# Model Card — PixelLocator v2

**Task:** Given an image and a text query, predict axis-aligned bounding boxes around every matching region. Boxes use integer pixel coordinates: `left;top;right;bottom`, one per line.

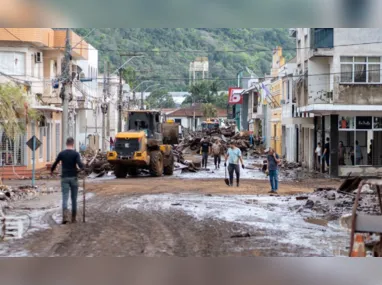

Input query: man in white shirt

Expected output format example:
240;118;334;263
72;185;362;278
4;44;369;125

224;143;245;187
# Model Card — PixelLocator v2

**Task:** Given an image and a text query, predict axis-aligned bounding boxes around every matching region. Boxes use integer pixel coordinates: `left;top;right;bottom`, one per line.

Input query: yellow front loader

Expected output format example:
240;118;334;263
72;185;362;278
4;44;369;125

107;111;178;178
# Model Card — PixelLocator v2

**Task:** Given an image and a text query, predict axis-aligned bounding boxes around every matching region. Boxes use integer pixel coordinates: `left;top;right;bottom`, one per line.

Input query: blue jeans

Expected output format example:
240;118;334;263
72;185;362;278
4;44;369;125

269;170;279;191
61;177;79;214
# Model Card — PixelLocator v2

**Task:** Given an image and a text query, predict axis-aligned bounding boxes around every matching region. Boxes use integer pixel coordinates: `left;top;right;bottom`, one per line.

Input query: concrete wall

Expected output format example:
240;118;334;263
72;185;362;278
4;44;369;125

335;81;382;105
26;111;62;169
339;166;382;177
308;57;331;104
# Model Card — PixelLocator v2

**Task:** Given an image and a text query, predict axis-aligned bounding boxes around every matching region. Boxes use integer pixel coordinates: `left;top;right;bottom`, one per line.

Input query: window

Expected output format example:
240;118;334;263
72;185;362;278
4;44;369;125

338;116;380;166
311;28;334;48
0;51;26;75
340;56;381;83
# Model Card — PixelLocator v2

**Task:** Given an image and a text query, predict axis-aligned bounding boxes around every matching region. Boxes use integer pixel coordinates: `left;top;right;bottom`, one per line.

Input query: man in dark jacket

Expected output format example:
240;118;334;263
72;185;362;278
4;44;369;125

200;137;212;169
51;137;84;224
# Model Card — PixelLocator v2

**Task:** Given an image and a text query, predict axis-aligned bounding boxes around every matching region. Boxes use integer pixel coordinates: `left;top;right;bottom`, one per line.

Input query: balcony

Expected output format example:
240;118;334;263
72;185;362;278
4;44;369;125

282;103;298;120
309;28;334;58
0;28;54;48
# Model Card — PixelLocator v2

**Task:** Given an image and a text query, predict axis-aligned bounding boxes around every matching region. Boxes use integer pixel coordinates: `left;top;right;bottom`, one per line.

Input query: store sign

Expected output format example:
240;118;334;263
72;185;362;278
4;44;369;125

356;116;372;129
228;87;244;105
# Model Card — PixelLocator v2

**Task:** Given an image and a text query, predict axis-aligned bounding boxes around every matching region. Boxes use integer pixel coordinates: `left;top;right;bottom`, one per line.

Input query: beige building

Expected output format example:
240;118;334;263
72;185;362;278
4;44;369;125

0;28;90;179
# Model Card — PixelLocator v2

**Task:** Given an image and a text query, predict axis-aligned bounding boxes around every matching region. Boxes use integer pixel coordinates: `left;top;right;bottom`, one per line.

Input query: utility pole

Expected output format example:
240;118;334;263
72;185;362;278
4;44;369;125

101;61;109;152
132;91;136;109
140;91;144;110
60;28;71;150
117;53;144;131
118;61;123;132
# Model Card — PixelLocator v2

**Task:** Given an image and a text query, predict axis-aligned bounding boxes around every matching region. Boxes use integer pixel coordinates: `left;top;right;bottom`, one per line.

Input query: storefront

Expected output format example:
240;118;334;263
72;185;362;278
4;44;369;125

336;116;382;176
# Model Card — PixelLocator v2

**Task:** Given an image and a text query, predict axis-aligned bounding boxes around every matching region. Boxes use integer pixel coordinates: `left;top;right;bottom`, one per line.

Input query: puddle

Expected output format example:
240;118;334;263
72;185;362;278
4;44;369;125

122;193;349;256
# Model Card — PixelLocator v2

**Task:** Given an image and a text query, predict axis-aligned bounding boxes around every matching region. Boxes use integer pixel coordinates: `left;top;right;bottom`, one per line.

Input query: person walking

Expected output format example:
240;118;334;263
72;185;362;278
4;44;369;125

200;137;212;169
315;142;322;170
355;140;363;165
249;131;254;147
266;147;281;193
224;143;245;187
338;141;345;165
51;137;84;224
212;140;222;169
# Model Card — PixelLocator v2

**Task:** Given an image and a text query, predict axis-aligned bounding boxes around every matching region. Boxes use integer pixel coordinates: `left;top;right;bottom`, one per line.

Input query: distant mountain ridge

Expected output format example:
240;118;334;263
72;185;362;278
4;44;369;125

75;28;295;90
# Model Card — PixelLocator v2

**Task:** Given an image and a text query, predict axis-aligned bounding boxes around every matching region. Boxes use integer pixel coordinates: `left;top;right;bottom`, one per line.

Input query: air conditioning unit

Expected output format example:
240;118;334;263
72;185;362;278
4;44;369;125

35;52;42;63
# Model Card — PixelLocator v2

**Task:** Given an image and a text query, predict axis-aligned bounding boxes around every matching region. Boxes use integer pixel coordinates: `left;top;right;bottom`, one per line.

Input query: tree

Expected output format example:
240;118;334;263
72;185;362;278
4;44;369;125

146;89;176;109
0;83;38;137
182;81;211;106
121;66;138;89
214;92;229;109
202;103;217;119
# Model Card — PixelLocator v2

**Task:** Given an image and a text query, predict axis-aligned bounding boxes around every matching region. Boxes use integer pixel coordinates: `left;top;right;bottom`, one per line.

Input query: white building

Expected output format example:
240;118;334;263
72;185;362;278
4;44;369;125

280;59;298;162
74;43;99;150
293;28;382;177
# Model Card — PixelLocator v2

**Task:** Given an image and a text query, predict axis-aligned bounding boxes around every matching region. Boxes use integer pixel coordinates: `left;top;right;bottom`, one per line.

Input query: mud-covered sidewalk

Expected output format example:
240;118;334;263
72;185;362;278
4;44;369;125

0;176;351;257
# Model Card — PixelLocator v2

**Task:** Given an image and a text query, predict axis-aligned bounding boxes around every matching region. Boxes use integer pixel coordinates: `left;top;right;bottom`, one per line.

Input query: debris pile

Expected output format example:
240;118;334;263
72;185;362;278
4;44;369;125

175;130;260;156
82;150;114;178
294;182;380;222
173;130;265;173
173;149;201;172
0;185;38;202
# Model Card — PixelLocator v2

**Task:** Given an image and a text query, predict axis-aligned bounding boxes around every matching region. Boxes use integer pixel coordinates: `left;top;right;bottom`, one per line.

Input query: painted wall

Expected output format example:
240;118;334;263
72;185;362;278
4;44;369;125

26;111;62;170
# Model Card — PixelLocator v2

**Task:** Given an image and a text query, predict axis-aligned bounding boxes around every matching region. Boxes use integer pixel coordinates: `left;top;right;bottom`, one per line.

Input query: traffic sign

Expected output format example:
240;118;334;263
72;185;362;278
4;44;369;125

26;135;42;151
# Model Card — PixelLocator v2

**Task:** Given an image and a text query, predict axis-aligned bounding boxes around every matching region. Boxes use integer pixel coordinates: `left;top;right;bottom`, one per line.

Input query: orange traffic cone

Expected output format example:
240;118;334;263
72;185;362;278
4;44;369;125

351;234;366;257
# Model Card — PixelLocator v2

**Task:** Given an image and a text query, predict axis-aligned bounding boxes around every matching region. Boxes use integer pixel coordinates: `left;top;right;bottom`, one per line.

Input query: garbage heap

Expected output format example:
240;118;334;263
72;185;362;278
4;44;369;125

173;130;265;172
81;149;114;178
0;185;38;202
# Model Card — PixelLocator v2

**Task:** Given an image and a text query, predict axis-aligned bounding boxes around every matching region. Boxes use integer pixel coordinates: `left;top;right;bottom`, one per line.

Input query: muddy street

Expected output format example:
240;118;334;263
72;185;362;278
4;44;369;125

0;176;349;257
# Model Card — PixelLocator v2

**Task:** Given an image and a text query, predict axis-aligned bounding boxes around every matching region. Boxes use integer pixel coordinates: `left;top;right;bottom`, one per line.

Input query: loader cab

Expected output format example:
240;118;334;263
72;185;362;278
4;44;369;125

127;111;162;140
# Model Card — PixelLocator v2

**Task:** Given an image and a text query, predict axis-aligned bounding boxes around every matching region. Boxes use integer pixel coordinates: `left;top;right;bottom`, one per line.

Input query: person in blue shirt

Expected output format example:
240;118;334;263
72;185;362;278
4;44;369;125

224;143;245;187
266;147;281;193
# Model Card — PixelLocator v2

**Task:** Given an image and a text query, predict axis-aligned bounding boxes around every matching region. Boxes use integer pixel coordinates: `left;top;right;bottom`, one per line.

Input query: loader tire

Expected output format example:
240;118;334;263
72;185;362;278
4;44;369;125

163;151;174;176
149;151;163;177
114;165;128;178
127;168;139;177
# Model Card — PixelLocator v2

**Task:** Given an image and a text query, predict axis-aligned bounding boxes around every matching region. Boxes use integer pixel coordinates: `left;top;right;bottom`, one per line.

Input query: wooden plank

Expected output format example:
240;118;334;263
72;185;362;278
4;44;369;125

356;215;382;233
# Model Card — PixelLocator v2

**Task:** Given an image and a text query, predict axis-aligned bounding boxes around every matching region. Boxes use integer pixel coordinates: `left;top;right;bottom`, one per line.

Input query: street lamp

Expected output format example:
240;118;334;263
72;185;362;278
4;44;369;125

140;84;162;110
131;80;153;92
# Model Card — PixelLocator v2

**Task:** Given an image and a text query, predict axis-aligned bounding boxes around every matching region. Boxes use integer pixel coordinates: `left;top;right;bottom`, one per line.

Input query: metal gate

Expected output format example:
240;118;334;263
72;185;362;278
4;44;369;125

0;129;26;166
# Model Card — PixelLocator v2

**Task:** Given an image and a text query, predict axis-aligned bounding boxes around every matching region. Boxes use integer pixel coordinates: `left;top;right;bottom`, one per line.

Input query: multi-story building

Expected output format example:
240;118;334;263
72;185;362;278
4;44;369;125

75;43;99;150
293;28;382;177
280;58;298;162
0;28;90;178
269;47;285;155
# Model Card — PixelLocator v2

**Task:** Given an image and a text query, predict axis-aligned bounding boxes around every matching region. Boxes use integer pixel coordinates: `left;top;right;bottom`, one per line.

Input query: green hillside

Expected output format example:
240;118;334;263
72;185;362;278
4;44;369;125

75;28;295;90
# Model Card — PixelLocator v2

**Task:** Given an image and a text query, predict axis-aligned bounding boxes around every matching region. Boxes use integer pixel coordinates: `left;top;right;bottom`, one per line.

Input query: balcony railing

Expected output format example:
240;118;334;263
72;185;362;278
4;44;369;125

282;103;298;119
